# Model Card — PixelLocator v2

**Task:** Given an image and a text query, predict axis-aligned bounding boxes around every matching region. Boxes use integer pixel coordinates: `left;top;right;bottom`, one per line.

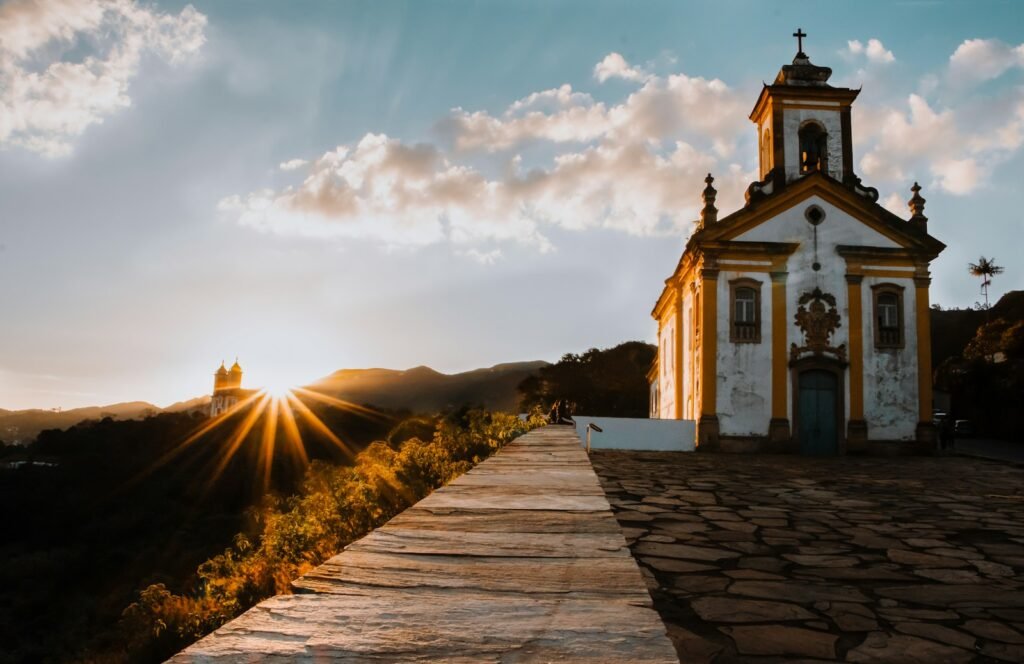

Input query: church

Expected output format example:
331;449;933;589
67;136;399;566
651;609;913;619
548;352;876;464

651;32;945;455
209;359;255;417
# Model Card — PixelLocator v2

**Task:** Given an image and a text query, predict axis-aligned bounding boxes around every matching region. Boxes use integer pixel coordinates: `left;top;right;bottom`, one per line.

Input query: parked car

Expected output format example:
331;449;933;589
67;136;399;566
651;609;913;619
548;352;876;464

954;420;975;437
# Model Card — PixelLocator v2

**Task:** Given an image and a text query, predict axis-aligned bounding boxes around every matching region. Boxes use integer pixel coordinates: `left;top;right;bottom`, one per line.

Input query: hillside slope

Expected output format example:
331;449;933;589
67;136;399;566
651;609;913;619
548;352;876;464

0;401;159;444
1;361;549;443
932;290;1024;366
310;361;549;413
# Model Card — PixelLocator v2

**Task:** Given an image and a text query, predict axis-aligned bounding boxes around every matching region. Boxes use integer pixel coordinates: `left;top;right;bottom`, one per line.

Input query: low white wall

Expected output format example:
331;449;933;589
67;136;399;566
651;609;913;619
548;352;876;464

572;416;695;452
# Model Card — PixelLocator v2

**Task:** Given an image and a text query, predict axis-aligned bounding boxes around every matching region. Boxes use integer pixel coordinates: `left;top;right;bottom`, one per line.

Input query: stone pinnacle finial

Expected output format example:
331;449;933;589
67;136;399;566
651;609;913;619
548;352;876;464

700;173;718;227
908;181;928;231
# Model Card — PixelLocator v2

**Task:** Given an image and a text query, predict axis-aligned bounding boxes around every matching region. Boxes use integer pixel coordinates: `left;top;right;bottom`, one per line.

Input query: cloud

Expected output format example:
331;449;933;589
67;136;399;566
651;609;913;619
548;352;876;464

220;133;549;250
279;158;308;171
439;85;609;152
949;38;1024;84
880;192;905;217
849;36;1024;197
0;0;206;157
846;38;895;64
224;39;1024;255
221;130;754;253
440;64;747;157
458;248;503;265
856;82;1024;196
221;51;760;255
593;52;649;83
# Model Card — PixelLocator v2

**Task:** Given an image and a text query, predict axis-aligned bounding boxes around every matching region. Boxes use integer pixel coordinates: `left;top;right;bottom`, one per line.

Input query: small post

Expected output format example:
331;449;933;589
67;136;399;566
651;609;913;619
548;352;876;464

585;422;603;454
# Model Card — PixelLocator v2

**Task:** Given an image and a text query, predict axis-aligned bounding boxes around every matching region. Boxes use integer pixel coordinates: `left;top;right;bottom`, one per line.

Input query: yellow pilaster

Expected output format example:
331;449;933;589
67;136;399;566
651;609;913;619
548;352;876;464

770;272;788;420
846;274;864;421
915;276;933;423
689;282;698;420
699;270;718;416
674;289;684;420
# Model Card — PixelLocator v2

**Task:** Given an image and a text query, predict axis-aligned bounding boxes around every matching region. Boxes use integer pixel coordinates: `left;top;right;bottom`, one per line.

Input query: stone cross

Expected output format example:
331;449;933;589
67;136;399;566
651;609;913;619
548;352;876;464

793;28;807;56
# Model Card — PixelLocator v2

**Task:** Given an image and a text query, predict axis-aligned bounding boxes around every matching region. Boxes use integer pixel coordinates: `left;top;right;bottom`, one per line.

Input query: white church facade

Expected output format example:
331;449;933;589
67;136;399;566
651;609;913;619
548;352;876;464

651;35;945;455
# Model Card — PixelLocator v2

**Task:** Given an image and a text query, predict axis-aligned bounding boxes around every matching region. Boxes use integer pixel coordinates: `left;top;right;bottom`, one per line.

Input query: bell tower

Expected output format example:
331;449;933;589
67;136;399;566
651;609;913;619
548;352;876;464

210;358;244;417
749;29;860;188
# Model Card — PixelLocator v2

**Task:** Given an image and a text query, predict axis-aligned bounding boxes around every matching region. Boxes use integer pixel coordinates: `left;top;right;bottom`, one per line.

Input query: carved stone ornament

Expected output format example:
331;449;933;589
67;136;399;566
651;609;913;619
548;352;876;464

790;287;847;362
745;167;780;203
842;172;879;202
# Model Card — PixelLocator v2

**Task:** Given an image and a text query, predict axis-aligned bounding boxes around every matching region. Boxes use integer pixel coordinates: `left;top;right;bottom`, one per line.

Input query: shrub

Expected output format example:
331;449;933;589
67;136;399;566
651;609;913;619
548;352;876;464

118;409;543;661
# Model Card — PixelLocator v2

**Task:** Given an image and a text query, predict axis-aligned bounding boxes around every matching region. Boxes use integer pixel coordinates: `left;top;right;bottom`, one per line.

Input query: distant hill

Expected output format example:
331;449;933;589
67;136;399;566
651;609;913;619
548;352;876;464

310;361;549;413
0;401;159;444
163;395;212;414
1;361;549;444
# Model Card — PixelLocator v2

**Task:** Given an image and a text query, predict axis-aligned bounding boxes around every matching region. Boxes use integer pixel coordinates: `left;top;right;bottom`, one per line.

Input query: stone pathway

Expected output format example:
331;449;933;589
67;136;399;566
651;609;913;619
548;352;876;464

591;451;1024;663
172;426;677;662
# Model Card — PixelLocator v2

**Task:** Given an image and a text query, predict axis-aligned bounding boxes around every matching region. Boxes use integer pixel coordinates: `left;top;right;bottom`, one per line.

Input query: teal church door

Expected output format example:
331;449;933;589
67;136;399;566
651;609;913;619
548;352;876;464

798;370;839;456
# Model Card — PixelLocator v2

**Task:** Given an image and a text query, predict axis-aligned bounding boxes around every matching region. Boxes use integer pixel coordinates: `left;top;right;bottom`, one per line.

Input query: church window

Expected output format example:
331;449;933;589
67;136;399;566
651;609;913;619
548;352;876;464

872;284;905;348
798;121;828;174
761;127;772;175
730;279;762;343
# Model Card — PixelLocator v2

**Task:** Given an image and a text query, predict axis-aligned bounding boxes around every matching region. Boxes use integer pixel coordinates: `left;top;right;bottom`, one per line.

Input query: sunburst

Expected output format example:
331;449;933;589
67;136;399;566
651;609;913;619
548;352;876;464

131;381;390;494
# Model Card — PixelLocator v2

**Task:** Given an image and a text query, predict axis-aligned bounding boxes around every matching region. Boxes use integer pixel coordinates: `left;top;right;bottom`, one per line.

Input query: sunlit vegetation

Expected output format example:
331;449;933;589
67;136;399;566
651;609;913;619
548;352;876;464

117;407;543;662
0;392;542;663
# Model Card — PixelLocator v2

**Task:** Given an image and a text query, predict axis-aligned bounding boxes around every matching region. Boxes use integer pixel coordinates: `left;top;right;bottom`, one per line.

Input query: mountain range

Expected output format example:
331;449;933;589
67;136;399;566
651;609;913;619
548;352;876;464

0;361;547;444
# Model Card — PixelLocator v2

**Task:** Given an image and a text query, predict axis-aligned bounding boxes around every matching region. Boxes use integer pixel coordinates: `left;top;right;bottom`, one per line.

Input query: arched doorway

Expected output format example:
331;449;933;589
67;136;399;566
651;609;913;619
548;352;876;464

796;369;841;455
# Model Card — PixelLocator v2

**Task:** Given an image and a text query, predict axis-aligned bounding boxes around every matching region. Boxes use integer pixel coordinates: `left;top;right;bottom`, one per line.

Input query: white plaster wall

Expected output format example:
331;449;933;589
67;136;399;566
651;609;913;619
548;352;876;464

861;276;919;440
782;107;844;182
657;314;676;419
736;196;916;438
736;197;898;249
573;416;695;452
715;271;773;436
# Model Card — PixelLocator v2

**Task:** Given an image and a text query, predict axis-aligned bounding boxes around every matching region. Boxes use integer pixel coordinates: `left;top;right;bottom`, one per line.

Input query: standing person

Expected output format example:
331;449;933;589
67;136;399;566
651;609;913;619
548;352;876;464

939;417;953;452
548;399;562;425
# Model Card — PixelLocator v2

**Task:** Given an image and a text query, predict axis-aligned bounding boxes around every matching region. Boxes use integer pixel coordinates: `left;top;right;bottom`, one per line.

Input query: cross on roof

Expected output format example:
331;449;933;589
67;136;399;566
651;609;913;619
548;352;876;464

793;28;807;57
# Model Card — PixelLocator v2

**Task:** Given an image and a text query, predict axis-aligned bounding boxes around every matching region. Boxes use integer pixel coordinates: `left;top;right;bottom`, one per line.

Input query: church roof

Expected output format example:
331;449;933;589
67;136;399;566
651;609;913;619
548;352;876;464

215;361;228;376
652;172;946;319
694;171;945;256
230;359;243;373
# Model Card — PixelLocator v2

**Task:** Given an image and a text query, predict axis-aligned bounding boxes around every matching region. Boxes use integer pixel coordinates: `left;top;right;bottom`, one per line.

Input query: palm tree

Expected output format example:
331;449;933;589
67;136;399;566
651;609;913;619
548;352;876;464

968;256;1004;311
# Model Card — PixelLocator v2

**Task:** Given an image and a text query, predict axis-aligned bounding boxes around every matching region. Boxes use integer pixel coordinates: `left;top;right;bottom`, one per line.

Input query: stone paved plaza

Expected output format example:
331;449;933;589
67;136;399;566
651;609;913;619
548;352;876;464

591;451;1024;663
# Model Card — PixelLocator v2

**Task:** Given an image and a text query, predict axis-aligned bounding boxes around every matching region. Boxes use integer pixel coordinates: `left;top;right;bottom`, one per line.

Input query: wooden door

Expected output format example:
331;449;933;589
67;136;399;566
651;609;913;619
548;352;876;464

798;370;838;456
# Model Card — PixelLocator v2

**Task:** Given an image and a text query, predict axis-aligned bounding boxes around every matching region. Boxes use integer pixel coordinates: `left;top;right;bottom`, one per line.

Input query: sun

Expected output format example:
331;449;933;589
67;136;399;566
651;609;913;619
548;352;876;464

261;375;297;398
133;364;387;495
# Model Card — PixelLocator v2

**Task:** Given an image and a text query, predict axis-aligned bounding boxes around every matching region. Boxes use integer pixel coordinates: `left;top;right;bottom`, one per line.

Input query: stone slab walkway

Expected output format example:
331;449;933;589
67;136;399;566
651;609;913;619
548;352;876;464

171;426;677;662
591;451;1024;663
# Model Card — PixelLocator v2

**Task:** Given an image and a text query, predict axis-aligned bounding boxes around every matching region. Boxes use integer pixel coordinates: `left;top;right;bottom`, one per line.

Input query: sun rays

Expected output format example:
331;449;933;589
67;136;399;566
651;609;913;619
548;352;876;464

199;384;385;492
130;383;391;495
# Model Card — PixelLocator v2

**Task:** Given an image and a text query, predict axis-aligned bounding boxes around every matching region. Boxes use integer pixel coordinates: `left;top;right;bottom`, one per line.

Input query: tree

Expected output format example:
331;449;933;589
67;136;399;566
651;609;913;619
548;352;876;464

517;341;656;418
968;256;1005;312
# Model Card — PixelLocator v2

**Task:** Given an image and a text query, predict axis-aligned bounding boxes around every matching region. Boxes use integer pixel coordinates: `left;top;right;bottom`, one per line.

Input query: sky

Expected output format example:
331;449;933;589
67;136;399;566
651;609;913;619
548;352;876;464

1;0;1023;410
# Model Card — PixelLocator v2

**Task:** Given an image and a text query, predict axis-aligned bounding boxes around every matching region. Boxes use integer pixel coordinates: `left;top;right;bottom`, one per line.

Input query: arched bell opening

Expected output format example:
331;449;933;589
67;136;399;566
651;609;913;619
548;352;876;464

798;121;828;175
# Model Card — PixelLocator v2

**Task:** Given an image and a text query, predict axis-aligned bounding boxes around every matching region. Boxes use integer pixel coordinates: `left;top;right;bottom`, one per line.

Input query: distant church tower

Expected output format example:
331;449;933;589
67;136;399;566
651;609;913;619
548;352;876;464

210;359;244;417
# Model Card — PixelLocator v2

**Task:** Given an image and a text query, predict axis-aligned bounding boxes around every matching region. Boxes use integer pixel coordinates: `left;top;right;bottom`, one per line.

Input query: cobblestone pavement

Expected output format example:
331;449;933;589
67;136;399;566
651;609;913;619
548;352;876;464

591;451;1024;663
